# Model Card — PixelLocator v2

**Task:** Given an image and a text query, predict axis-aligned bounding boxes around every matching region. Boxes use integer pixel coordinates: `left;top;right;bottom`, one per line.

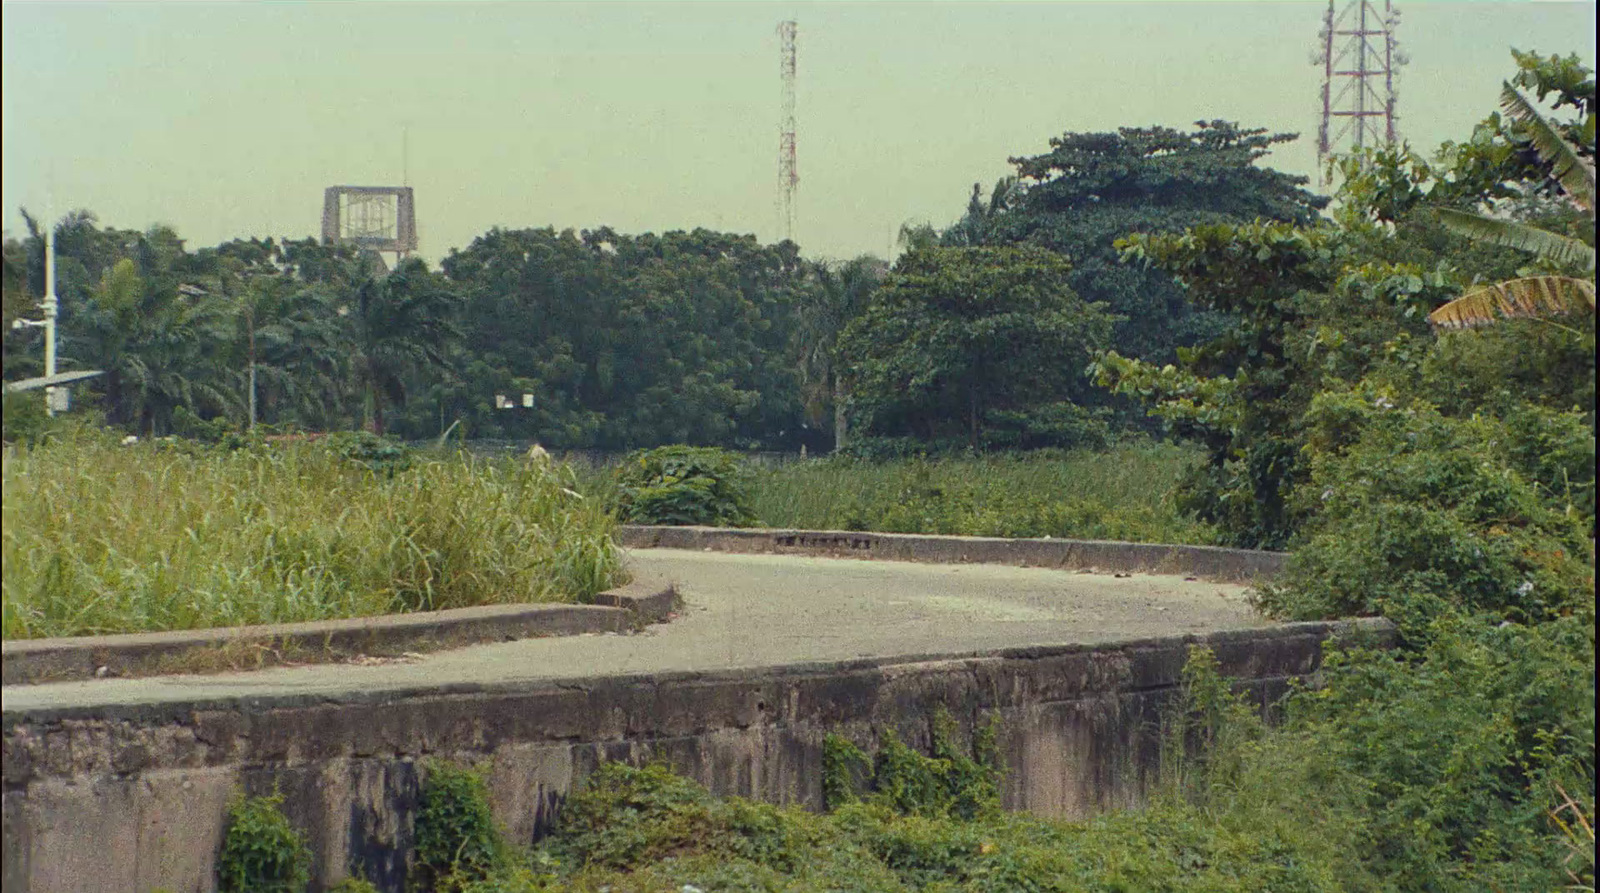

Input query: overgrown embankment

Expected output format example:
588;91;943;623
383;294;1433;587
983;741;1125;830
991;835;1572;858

1;433;624;639
583;442;1214;546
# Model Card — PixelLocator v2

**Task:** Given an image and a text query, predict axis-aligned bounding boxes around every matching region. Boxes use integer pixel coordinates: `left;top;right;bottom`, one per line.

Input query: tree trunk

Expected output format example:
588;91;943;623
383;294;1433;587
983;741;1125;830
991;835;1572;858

832;378;848;452
969;387;978;450
246;312;257;431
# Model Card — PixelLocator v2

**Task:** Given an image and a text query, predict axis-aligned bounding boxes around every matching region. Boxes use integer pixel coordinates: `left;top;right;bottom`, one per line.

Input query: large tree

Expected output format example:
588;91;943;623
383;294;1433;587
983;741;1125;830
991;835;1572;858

795;255;886;450
981;121;1328;363
436;227;809;449
347;257;461;435
839;245;1114;449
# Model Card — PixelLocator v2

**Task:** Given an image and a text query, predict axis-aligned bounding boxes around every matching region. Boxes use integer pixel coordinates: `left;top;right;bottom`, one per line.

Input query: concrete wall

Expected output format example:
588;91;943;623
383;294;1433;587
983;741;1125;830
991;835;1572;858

1;620;1389;893
617;525;1287;584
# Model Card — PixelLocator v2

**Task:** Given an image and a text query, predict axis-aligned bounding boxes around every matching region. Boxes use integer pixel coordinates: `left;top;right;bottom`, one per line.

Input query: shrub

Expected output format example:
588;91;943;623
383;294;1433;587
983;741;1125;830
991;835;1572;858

414;761;505;892
217;792;311;893
1259;397;1594;626
326;430;414;476
614;445;753;526
823;708;1003;821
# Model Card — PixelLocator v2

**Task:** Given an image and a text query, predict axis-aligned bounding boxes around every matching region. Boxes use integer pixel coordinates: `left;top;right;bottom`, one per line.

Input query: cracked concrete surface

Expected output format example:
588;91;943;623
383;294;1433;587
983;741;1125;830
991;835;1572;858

2;548;1267;717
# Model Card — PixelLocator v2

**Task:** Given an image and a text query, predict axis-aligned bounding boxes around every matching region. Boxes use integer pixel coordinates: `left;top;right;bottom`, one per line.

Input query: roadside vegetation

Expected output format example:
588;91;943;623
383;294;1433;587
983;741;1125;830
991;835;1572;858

744;443;1213;544
0;429;623;639
4;45;1594;892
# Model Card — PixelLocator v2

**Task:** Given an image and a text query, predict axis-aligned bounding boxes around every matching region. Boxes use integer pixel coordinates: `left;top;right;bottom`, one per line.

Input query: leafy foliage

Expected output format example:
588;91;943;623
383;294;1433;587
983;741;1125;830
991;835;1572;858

839;245;1114;449
436;227;812;449
217;792;311;893
414;761;506;893
613;445;754;526
1259;396;1594;625
985;121;1328;367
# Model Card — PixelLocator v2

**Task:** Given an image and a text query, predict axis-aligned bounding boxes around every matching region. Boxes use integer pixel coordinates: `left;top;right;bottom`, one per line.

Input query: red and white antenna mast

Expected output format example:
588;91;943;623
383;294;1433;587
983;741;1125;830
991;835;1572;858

777;20;798;244
1315;0;1406;184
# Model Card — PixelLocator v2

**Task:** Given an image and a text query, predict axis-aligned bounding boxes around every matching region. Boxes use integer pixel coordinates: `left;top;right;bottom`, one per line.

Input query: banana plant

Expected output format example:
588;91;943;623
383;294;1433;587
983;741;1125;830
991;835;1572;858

1428;83;1595;329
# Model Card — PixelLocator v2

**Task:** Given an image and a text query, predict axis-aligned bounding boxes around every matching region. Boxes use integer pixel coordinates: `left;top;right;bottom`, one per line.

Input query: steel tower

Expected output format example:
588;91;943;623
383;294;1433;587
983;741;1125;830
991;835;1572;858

1316;0;1406;182
778;20;798;244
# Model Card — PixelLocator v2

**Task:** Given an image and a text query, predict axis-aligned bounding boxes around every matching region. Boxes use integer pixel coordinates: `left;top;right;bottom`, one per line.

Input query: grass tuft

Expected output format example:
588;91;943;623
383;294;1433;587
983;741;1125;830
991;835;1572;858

743;442;1215;545
2;436;624;639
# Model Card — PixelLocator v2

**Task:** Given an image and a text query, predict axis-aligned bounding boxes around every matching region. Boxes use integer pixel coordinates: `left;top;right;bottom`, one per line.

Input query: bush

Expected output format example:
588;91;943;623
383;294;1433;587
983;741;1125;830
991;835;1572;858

414;761;506;892
216;792;311;893
326;430;415;476
1259;396;1594;626
614;445;754;526
1;389;51;445
824;709;1003;821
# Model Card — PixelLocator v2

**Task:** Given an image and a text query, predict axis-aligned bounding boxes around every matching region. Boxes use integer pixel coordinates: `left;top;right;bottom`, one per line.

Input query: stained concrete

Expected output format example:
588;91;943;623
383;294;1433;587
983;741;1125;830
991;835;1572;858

618;525;1287;583
2;549;1390;893
1;550;1269;715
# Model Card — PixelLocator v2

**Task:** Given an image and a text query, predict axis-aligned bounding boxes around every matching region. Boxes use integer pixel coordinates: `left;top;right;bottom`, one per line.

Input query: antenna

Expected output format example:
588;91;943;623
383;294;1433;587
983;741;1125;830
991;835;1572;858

402;123;410;188
777;20;798;244
1315;0;1405;184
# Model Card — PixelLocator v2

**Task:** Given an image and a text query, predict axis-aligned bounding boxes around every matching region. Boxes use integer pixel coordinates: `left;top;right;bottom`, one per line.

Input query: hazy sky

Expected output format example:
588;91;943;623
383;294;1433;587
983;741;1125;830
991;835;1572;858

2;1;1595;263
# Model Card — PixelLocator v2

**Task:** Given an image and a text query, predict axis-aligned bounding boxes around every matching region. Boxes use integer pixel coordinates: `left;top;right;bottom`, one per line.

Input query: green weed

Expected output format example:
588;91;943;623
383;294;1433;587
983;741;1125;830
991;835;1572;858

1;437;624;638
216;791;311;893
745;442;1215;545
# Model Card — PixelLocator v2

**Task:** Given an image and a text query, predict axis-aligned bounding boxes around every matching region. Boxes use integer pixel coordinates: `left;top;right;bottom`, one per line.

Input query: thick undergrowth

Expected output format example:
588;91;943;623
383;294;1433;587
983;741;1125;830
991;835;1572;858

1;432;624;638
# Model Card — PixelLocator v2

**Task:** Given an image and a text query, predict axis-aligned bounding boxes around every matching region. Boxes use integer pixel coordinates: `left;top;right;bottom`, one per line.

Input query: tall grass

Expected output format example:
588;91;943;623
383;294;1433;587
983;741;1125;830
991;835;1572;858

2;435;624;639
745;442;1215;545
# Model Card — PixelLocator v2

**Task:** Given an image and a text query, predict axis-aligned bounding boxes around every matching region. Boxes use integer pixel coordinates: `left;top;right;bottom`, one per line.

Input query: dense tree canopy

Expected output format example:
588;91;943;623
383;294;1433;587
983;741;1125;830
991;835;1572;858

434;227;810;448
971;121;1328;363
839;245;1114;449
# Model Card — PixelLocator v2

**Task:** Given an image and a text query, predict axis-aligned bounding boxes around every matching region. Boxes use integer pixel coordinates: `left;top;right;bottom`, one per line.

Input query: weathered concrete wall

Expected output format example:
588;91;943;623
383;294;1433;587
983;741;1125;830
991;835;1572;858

2;581;676;686
617;525;1287;583
1;619;1390;893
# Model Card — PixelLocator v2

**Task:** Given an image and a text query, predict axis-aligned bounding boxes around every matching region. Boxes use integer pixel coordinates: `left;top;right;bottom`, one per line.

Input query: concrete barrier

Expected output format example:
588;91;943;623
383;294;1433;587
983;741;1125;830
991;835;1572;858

1;578;677;686
618;525;1287;583
1;618;1391;893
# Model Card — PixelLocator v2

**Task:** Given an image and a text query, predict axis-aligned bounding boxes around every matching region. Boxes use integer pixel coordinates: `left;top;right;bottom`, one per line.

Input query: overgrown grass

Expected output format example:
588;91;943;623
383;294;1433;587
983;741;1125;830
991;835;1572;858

2;433;624;639
744;442;1215;545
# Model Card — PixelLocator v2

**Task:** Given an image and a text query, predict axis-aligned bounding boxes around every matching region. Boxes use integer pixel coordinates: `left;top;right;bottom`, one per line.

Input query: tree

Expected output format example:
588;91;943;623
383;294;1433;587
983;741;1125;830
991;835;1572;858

70;253;231;433
346;257;461;435
1429;82;1596;329
986;121;1329;363
436;226;808;449
839;245;1114;449
796;255;885;450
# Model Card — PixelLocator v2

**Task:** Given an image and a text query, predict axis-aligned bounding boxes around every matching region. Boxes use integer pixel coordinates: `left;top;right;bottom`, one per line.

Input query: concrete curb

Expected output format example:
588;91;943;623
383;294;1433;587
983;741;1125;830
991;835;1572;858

0;578;678;686
618;525;1286;584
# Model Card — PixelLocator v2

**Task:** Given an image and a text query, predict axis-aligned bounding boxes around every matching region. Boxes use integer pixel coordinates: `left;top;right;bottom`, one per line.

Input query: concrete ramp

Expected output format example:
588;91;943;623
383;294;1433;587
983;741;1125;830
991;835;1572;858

1;549;1388;893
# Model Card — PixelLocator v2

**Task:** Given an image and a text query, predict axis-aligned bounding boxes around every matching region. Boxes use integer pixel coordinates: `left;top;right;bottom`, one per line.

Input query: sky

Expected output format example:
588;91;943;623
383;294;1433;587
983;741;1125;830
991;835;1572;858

2;1;1595;264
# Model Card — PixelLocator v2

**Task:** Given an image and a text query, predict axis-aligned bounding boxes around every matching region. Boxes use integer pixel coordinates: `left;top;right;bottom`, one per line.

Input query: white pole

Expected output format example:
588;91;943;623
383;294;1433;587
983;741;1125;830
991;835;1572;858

43;222;59;416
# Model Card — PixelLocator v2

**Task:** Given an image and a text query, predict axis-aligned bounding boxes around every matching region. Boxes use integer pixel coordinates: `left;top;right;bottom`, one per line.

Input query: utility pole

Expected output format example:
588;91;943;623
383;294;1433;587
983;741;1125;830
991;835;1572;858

42;224;58;415
9;210;106;408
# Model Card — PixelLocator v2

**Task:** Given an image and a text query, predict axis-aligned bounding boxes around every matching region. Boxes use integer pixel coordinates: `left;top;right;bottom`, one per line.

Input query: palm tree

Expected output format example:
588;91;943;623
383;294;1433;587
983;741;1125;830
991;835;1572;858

1429;83;1595;329
346;256;461;434
72;257;231;434
944;176;1020;248
797;256;885;450
226;273;350;431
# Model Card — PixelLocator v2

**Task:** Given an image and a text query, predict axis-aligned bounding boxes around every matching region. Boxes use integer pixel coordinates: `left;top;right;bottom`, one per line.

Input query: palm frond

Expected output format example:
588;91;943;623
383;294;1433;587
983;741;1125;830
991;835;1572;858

1501;83;1596;210
1428;276;1596;329
1437;209;1597;271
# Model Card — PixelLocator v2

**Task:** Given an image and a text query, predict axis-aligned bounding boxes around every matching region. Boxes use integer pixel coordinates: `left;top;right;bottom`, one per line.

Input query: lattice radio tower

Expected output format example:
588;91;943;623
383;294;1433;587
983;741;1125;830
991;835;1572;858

778;20;798;244
1315;0;1406;183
